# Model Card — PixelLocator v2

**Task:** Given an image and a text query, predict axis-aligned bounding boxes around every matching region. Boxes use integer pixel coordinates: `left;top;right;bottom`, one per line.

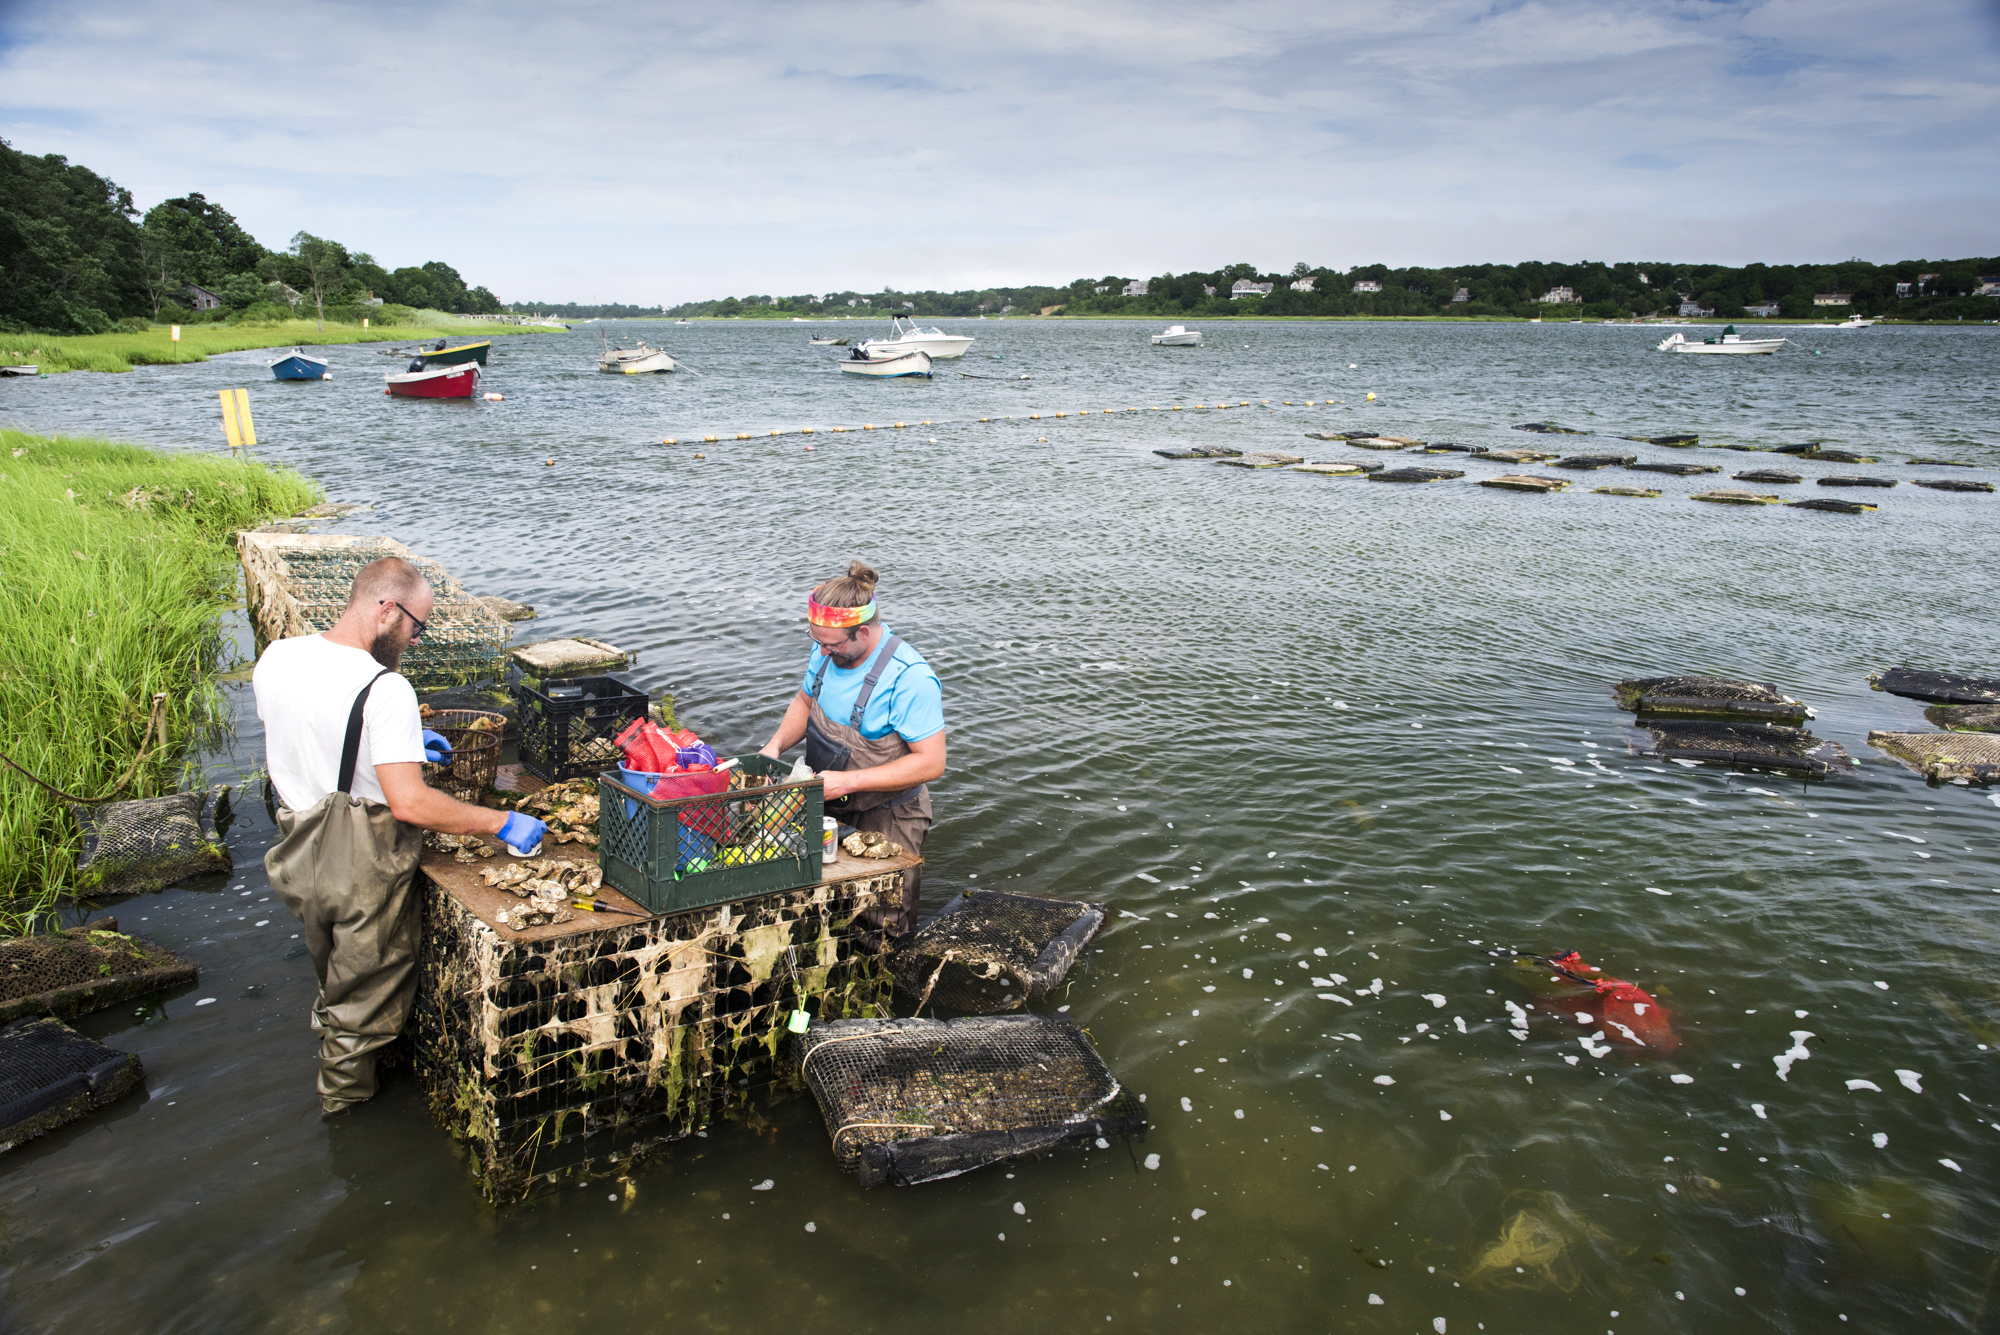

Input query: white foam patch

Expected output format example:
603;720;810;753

1453;1016;1467;1034
1439;1110;1452;1121
1134;872;1161;884
1847;1079;1883;1092
1752;1103;1767;1119
1424;993;1447;1009
1374;1075;1396;1086
1644;887;1673;896
1873;981;1890;991
1580;1034;1613;1058
1369;979;1384;995
1896;1070;1924;1093
1180;1097;1193;1112
1774;1031;1815;1082
1563;1054;1580;1065
1671;1074;1694;1085
1881;831;1928;844
1940;1159;1963;1173
1872;1133;1888;1148
1145;1153;1161;1170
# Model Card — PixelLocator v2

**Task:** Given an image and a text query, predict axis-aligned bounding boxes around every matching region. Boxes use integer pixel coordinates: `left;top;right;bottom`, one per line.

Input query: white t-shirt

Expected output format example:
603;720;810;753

253;634;425;810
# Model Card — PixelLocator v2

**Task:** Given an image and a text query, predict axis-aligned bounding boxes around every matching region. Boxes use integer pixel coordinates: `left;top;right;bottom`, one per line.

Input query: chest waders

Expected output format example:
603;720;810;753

806;634;932;936
264;668;426;1113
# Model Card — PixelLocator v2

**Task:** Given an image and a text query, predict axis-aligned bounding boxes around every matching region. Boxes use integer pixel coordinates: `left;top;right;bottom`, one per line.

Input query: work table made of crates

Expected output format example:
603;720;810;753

410;840;916;1202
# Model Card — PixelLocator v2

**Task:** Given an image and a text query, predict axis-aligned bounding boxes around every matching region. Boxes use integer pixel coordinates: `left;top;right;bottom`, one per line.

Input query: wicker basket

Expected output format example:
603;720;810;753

422;709;505;797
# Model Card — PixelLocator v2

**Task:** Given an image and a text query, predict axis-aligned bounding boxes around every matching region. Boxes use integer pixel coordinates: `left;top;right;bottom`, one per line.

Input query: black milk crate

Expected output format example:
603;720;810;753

597;754;825;915
515;676;649;783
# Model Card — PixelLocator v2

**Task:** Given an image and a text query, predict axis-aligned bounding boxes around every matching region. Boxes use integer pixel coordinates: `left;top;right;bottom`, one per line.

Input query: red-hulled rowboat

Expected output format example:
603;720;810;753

384;362;479;399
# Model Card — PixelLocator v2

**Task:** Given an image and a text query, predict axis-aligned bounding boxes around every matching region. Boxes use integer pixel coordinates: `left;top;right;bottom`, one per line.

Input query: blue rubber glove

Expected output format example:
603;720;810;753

497;811;546;856
422;729;454;764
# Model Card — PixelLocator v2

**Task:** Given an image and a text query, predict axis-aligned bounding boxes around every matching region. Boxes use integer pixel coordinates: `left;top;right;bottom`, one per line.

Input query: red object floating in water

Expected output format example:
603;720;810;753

1545;950;1679;1054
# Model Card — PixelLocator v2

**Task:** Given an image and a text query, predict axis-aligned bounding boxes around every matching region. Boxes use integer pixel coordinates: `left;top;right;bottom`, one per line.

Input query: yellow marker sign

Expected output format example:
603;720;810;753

169;325;181;342
218;387;256;447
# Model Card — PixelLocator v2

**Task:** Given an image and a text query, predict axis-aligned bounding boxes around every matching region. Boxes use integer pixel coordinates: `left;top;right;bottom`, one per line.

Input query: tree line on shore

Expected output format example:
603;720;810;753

0;138;504;335
666;256;2000;322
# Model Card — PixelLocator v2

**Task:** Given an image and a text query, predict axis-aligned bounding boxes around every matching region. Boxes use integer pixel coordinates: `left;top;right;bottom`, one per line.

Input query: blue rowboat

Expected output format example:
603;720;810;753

268;349;329;380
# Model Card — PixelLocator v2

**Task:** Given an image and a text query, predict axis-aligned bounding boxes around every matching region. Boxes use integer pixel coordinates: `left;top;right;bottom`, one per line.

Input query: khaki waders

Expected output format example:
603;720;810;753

805;634;932;937
264;669;426;1113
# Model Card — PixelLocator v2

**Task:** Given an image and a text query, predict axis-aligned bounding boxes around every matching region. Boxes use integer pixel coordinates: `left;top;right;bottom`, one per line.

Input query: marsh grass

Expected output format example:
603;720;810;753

0;429;321;931
0;314;548;376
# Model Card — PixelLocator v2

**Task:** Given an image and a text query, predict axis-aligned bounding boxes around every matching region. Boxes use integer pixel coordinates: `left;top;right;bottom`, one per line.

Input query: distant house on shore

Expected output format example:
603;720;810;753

1093;285;1108;294
1289;276;1315;292
1539;286;1579;304
1977;277;2000;297
1203;284;1216;296
1678;298;1712;317
1451;287;1470;303
1638;272;1650;286
1745;302;1780;318
1351;280;1382;293
1123;279;1149;297
1812;293;1851;307
186;284;223;311
363;291;383;307
1895;282;1914;298
1231;280;1274;299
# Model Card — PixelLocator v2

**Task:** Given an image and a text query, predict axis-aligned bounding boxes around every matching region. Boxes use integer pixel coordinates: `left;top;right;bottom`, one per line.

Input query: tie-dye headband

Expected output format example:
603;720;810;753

808;597;876;629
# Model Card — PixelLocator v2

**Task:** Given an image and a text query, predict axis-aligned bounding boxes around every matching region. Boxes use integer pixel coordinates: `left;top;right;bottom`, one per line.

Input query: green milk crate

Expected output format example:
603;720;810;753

597;755;825;915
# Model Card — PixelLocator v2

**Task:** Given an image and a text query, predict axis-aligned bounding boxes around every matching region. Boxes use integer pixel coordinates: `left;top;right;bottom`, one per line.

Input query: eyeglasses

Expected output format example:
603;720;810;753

382;599;427;641
809;630;861;651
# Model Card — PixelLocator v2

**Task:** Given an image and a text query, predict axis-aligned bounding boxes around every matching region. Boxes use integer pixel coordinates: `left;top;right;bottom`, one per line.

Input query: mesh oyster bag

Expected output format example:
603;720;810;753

796;1014;1145;1187
69;791;229;894
1866;732;2000;786
0;1017;144;1153
893;890;1105;1015
1633;721;1853;777
1612;676;1810;723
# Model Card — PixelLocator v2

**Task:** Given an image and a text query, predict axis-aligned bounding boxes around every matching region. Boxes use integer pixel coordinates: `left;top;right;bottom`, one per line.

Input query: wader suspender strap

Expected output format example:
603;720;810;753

336;669;395;796
808;635;905;729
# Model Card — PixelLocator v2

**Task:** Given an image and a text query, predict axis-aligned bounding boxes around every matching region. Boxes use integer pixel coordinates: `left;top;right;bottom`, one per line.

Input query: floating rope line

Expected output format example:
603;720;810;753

659;399;1347;445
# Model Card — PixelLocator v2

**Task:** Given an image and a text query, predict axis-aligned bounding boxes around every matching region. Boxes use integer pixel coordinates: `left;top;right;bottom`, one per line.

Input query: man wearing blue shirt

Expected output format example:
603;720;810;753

759;561;944;935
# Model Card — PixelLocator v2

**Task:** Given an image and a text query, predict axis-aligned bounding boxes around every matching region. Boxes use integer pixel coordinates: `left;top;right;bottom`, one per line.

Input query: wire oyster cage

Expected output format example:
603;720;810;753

796;1014;1146;1187
1632;720;1854;778
893;889;1105;1015
1866;731;2000;787
238;536;508;692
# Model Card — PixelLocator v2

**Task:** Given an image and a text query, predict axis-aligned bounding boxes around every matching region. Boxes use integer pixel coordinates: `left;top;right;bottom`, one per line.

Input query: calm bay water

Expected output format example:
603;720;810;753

2;318;1997;1333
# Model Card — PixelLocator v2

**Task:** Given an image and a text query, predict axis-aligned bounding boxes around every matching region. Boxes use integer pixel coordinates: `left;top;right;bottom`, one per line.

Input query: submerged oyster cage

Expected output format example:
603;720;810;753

1866;731;2000;786
796;1014;1146;1188
894;889;1105;1015
1613;675;1810;724
1871;667;2000;706
237;532;508;692
1633;720;1854;777
514;676;648;782
598;754;824;914
0;926;199;1025
0;1017;144;1153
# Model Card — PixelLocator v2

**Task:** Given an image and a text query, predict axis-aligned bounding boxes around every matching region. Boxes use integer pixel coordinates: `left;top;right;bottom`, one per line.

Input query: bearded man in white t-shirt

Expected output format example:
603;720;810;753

254;556;545;1117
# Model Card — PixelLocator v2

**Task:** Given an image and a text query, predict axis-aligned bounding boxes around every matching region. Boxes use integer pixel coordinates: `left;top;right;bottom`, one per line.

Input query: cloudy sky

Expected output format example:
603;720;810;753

3;0;1996;303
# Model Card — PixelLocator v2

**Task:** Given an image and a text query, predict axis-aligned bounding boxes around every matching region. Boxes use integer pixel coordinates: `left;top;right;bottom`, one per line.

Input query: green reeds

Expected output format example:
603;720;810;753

0;316;548;376
0;430;321;932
